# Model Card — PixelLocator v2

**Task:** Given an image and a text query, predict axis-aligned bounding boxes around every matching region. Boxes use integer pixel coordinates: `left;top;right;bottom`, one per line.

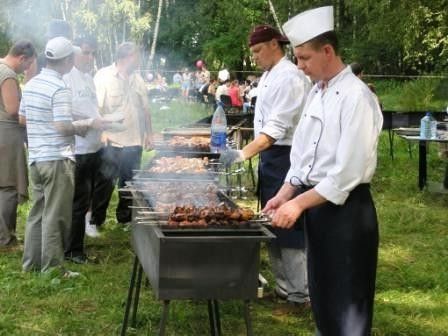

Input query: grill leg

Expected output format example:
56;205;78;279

419;140;427;190
131;263;144;328
159;300;170;336
243;300;254;336
248;158;256;190
214;300;221;335
121;255;139;336
208;300;221;336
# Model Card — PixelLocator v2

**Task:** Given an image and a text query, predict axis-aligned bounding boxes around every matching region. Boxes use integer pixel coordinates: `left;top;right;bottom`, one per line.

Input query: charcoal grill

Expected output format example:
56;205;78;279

121;183;274;336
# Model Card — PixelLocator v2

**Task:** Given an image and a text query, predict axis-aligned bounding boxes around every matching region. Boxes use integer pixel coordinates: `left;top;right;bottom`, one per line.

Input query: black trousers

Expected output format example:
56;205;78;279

91;145;142;225
305;184;378;336
66;149;106;257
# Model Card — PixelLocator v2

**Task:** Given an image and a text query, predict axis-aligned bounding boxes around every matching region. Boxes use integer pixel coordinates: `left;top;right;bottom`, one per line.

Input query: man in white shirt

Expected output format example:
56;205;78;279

214;79;230;106
265;6;383;335
63;36;107;263
220;24;311;307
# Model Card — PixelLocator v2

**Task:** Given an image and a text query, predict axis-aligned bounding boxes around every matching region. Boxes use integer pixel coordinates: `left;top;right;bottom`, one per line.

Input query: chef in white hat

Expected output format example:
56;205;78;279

264;6;383;336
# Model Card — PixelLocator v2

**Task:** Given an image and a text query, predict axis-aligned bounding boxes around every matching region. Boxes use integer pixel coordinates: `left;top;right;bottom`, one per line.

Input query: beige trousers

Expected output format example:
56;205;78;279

22;159;74;272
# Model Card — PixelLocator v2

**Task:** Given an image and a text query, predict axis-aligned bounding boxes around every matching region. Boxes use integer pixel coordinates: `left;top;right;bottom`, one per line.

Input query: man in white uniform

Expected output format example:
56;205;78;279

265;6;383;335
220;25;311;306
63;36;107;263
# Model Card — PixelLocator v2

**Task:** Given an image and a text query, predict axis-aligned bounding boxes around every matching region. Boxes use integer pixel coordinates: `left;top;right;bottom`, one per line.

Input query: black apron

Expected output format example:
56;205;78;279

305;184;378;336
259;145;305;248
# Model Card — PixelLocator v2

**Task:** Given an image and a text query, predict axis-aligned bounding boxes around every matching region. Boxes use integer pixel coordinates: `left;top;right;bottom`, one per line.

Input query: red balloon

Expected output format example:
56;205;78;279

196;60;204;69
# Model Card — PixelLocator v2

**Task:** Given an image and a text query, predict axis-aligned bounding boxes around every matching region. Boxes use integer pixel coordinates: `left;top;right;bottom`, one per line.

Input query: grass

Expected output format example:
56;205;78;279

1;98;448;335
371;78;448;112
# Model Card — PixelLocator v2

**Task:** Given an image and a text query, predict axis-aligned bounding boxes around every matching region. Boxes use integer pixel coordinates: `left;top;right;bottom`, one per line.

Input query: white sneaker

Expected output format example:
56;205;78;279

63;270;80;278
85;212;100;238
85;223;100;238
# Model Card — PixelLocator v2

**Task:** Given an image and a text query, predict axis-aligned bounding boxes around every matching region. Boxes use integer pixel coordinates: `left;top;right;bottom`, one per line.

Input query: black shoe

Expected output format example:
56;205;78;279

65;254;88;264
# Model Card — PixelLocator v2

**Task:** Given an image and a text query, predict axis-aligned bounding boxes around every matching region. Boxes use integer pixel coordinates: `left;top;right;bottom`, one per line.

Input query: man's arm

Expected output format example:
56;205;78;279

1;79;20;117
219;132;275;167
241;133;275;159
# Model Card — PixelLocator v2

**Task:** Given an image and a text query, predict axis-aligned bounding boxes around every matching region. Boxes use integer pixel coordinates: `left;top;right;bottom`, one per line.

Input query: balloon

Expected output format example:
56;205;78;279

196;60;204;69
146;73;154;82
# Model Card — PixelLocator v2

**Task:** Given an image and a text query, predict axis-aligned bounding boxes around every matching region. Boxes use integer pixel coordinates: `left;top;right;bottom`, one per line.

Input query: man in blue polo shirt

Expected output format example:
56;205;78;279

19;37;104;276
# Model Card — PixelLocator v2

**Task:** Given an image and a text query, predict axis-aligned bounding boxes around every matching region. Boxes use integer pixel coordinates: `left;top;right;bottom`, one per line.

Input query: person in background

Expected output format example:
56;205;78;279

215;79;230;106
181;68;191;99
220;24;312;308
0;40;36;248
351;61;381;107
63;36;109;263
20;37;104;276
228;79;243;108
93;42;153;227
267;6;383;334
350;62;364;78
24;19;73;83
242;81;258;114
172;70;182;87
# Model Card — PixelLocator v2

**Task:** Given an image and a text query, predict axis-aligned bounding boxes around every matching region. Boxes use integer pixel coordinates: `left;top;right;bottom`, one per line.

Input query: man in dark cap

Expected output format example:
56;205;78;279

220;24;311;308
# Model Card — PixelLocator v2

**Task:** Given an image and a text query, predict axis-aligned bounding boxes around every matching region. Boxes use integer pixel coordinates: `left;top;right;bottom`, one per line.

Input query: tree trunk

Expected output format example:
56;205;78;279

267;0;283;33
148;0;164;68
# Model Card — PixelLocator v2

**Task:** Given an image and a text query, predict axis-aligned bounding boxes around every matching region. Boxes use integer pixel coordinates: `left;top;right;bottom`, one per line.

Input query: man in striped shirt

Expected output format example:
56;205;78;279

19;37;103;275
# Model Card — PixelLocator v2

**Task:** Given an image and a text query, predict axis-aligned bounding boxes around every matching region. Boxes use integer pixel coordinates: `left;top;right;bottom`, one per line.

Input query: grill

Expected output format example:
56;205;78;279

121;179;274;336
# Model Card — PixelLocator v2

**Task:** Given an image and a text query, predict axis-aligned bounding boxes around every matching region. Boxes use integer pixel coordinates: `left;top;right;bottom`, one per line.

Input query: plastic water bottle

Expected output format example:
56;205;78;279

420;112;437;139
210;105;227;152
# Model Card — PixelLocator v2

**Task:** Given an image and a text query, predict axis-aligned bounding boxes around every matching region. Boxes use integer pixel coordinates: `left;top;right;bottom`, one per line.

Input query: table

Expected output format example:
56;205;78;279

394;127;448;190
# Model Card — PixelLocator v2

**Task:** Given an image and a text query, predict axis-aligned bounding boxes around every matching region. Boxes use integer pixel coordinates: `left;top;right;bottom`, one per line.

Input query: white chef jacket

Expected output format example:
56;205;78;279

254;57;311;146
285;66;383;205
64;67;102;155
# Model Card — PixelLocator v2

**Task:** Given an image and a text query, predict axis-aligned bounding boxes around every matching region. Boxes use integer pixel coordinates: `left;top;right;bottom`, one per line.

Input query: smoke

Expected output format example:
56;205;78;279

0;1;61;49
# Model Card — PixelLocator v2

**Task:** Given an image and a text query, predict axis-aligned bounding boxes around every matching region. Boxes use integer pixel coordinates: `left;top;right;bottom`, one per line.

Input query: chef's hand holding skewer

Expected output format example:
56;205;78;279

262;193;297;228
265;187;328;228
219;149;245;168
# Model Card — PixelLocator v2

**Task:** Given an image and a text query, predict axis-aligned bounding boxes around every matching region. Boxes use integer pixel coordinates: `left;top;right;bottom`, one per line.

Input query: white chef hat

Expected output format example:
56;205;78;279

218;69;230;82
282;6;334;47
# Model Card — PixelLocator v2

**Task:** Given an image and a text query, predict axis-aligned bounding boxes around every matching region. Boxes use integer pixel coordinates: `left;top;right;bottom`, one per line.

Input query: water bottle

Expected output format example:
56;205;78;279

210;105;227;152
420;112;437;139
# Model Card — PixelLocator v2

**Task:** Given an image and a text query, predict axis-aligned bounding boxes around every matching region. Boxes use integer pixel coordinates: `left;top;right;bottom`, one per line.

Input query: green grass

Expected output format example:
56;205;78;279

371;78;448;112
1;100;448;335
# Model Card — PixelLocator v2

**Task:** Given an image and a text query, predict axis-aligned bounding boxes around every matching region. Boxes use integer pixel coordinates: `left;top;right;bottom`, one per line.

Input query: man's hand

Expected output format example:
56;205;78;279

271;198;304;229
262;194;288;219
90;118;111;130
219;149;245;168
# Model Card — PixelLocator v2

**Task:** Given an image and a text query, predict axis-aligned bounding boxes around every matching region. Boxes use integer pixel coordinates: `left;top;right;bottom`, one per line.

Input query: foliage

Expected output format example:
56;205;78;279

395;78;441;111
0;1;447;85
